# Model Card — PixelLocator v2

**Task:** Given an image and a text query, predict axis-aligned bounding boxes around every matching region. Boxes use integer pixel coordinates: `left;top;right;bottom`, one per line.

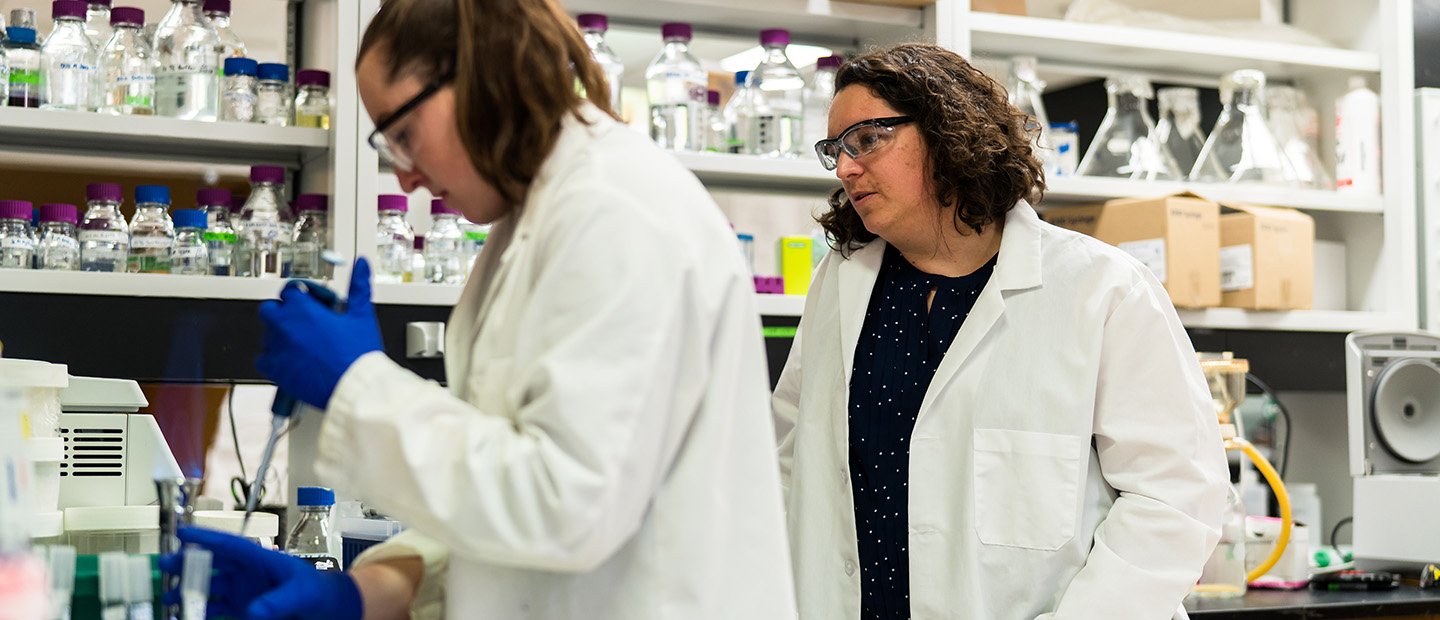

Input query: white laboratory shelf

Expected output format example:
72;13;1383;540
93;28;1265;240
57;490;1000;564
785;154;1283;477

676;152;839;193
372;282;464;306
756;294;807;317
564;0;924;45
1175;308;1401;333
0;269;287;300
1042;176;1385;214
968;13;1381;80
0;108;331;168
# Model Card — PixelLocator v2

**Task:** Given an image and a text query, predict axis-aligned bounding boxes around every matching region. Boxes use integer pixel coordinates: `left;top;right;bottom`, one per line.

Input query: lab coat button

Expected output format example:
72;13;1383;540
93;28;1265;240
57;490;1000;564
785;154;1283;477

844;560;856;576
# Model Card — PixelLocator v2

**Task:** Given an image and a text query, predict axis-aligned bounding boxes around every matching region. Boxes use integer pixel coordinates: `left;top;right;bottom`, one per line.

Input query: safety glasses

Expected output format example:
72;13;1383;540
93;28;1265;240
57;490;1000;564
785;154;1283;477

367;69;456;172
813;116;915;171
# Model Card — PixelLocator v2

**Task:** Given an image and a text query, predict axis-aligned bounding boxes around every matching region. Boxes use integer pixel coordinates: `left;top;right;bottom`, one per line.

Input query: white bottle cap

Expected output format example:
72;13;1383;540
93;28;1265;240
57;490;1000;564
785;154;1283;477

1349;76;1368;91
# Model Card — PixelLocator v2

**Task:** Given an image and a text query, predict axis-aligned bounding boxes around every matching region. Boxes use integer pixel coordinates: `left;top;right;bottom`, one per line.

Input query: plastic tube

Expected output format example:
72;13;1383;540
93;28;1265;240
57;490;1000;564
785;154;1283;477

126;556;151;620
46;545;75;620
1228;437;1293;583
181;545;212;620
98;552;128;620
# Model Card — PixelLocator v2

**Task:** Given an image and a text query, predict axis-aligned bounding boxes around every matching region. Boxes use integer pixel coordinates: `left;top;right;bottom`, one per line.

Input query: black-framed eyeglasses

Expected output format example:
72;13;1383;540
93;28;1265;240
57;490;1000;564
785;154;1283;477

813;116;914;171
368;69;456;172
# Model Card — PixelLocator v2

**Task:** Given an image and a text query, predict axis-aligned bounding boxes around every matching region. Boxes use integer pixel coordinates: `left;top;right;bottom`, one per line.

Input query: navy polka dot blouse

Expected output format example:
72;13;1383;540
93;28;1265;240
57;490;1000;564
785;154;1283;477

848;244;997;619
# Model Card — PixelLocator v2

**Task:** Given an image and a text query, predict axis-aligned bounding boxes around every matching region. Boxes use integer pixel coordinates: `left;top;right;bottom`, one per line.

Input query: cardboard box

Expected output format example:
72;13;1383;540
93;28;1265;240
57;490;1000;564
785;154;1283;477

1219;203;1314;310
973;0;1026;15
1044;194;1221;308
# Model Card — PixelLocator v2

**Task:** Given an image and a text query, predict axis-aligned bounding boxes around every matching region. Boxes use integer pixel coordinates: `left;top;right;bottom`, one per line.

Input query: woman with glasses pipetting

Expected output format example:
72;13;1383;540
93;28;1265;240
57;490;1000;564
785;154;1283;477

775;44;1229;620
161;1;797;619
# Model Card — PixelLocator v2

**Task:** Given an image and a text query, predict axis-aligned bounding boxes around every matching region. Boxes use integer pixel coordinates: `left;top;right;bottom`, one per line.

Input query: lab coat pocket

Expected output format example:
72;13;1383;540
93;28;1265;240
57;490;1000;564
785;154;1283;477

972;428;1088;551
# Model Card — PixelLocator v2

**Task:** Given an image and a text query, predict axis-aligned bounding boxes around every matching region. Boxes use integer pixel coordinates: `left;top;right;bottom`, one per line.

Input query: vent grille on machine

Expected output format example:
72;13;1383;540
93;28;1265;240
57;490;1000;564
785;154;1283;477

58;426;124;478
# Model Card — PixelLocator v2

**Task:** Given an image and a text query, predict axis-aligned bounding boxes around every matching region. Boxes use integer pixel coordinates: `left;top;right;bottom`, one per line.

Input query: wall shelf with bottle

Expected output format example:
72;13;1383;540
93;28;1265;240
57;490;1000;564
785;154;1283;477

562;0;926;44
0;269;287;300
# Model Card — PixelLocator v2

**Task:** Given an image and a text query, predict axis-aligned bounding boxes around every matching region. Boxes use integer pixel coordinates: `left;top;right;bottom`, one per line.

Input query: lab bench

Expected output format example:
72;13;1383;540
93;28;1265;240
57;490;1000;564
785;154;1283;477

1185;586;1440;619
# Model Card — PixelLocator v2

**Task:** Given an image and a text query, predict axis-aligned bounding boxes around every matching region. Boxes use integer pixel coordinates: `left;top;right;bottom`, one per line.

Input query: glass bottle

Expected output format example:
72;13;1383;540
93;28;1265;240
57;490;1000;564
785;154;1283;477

409;236;426;282
0;35;8;105
1192;481;1248;598
645;22;705;152
152;0;220;121
0;200;35;269
42;0;99;111
196;187;234;276
4;27;41;107
1076;74;1180;181
8;8;36;30
459;215;487;274
219;56;256;122
79;182;129;272
1007;56;1057;173
802;55;841;158
292;69;330;129
169;208;208;275
126;184;175;274
234;165;293;278
36;203;80;271
424;200;464;284
374;194;414;284
286;487;340;572
254;62;290;126
98;6;154;115
748;29;805;158
577;13;623;114
84;0;111;47
702;90;726;152
1268;85;1333;190
202;0;245;60
290;193;330;280
722;70;755;155
1190;70;1297;186
1155;87;1206;176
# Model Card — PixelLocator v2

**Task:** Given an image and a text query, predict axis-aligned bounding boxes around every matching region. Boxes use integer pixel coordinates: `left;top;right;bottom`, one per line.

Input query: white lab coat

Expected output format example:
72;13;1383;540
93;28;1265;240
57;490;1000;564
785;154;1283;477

774;201;1228;619
315;104;798;619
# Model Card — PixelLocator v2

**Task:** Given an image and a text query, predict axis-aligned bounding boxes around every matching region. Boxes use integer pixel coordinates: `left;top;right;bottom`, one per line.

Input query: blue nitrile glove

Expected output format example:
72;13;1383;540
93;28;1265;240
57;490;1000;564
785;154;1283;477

159;526;363;620
257;258;383;409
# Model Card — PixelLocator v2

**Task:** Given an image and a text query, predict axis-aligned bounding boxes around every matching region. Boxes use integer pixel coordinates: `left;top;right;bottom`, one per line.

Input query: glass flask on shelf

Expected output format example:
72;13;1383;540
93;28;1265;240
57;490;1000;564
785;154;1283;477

1075;74;1180;181
1268;85;1333;190
1007;56;1056;172
1189;70;1298;186
1155;87;1206;175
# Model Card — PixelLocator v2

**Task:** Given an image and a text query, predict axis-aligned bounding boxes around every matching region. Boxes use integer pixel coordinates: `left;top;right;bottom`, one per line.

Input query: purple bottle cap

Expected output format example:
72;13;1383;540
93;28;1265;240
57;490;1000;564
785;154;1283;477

760;28;790;47
196;187;232;206
52;0;86;20
87;183;123;203
413;235;425;250
430;198;458;216
202;0;229;15
295;193;329;213
378;194;408;213
0;200;34;221
661;22;692;42
250;165;285;185
707;90;720;106
576;13;607;32
89;0;112;6
296;69;330;88
817;54;843;69
109;6;142;26
39;203;79;224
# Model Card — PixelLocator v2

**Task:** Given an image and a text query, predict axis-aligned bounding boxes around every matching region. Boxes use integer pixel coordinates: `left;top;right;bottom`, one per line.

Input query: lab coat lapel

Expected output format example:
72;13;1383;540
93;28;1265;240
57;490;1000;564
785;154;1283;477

838;241;886;385
445;213;520;395
916;201;1045;423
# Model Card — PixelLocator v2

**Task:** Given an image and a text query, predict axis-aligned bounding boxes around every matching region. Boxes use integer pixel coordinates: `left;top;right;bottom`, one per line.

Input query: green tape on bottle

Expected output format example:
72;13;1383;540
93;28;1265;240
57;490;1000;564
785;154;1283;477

762;326;797;339
203;232;237;244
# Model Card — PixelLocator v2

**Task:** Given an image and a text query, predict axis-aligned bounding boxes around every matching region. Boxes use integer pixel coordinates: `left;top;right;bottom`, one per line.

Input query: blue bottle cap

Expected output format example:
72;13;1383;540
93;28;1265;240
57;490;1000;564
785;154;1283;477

172;209;207;229
135;185;171;206
257;63;290;83
5;27;36;44
224;57;258;77
297;486;335;507
735;70;750;86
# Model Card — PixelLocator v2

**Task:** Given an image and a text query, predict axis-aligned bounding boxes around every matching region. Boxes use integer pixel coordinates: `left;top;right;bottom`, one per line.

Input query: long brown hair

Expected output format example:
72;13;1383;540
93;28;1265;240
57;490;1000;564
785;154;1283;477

818;44;1046;255
358;0;617;206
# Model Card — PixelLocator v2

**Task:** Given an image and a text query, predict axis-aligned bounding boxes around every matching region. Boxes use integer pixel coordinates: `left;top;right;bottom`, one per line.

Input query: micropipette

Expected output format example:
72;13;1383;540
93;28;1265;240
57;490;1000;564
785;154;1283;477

243;252;348;531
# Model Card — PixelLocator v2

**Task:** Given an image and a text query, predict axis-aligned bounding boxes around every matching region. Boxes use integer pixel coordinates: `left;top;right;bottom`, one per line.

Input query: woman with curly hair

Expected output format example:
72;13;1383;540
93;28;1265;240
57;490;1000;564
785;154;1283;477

773;44;1229;619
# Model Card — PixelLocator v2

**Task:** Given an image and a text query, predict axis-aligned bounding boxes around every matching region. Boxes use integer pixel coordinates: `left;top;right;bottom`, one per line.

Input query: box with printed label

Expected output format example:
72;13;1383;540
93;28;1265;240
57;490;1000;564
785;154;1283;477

1218;203;1314;310
1043;194;1221;308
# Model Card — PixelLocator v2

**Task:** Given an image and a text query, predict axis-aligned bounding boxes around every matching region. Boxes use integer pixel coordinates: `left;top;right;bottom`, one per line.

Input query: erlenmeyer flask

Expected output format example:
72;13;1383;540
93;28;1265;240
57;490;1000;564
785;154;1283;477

1268;85;1333;189
1189;70;1299;186
1076;74;1181;181
1155;87;1207;175
1007;56;1057;172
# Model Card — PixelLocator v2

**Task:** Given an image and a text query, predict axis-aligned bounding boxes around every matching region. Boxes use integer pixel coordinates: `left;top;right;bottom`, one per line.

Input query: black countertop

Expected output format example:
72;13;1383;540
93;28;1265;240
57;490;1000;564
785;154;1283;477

1185;586;1440;618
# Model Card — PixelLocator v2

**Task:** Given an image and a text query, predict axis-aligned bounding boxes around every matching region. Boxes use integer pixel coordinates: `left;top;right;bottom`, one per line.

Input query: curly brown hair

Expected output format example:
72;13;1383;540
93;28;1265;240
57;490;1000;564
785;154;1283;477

818;43;1045;255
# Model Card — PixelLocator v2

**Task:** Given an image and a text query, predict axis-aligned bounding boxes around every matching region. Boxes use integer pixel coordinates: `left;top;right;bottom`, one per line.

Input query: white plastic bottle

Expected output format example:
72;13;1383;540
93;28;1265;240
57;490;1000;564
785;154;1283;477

645;22;706;152
748;29;805;158
1335;75;1381;195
